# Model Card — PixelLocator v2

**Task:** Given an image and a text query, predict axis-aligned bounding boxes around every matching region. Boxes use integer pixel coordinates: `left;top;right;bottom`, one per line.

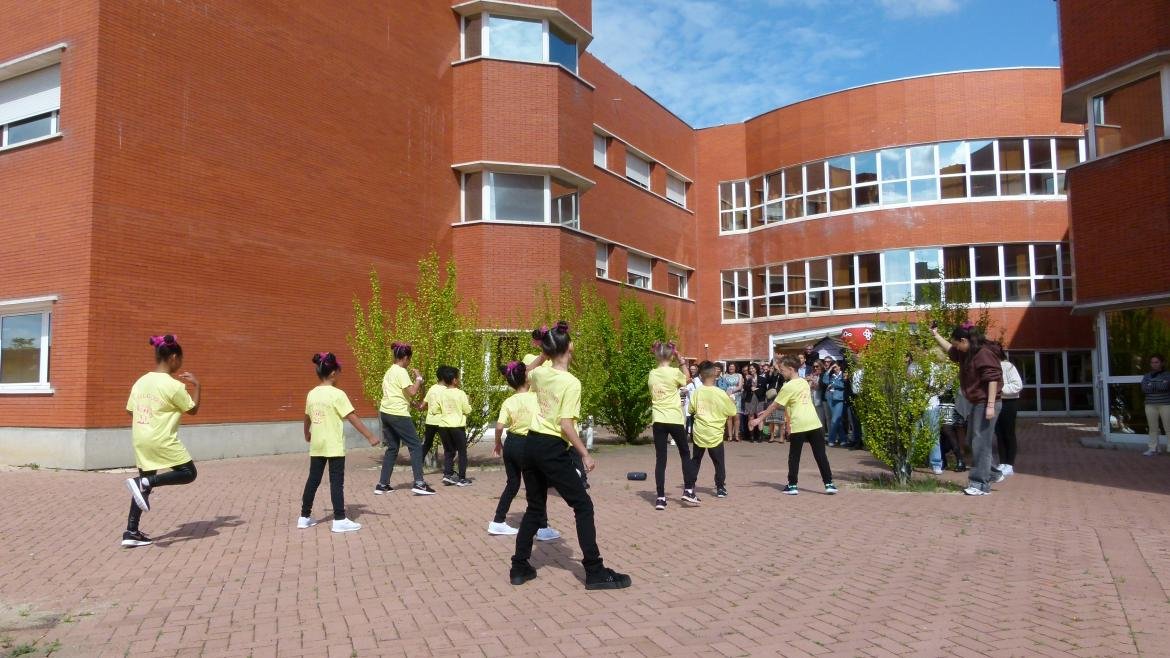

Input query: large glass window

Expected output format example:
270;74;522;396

720;243;1073;321
722;270;750;319
463;171;582;226
466;14;579;74
717;136;1084;234
548;23;578;72
551;178;578;229
490;172;544;221
1093;73;1165;157
0;64;62;149
487;15;543;62
1008;350;1095;415
0;306;51;390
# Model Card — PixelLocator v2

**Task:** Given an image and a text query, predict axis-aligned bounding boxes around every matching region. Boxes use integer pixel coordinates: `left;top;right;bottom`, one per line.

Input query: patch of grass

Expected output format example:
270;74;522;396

9;642;37;656
17;606;31;617
19;463;40;470
853;475;966;493
44;639;62;655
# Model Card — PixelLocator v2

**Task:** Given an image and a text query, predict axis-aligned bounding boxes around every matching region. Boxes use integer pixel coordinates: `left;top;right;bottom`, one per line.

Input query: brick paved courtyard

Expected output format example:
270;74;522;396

2;420;1169;657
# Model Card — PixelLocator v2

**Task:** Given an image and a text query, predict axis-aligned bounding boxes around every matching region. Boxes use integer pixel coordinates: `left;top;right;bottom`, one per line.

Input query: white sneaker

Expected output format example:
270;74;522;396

488;521;518;536
1000;464;1014;476
931;466;944;475
297;516;317;529
963;486;989;496
1142;449;1158;457
536;527;562;541
331;518;361;533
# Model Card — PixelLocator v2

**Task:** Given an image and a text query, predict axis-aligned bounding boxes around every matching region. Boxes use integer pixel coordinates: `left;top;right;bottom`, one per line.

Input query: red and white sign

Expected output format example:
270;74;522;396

840;326;875;352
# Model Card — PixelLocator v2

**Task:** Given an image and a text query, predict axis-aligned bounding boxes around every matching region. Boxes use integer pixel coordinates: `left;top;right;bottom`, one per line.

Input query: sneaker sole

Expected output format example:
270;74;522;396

585;577;632;591
125;478;149;512
373;487;389;495
825;490;838;495
488;529;518;536
121;539;152;547
331;527;361;533
411;489;436;496
783;491;799;495
456;482;472;487
681;497;701;505
535;533;561;542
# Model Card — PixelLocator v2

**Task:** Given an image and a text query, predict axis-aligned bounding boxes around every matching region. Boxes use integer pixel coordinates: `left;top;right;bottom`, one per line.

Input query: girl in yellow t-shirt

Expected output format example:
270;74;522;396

434;365;473;486
299;352;380;534
418;375;446;478
122;335;201;548
375;342;436;496
646;340;699;510
750;355;837;496
509;321;630;591
689;360;738;499
487;358;561;541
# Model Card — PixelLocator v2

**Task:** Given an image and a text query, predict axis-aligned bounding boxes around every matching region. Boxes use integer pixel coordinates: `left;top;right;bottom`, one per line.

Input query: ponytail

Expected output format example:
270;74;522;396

149;334;182;362
312;352;341;379
531;320;571;357
498;361;528;389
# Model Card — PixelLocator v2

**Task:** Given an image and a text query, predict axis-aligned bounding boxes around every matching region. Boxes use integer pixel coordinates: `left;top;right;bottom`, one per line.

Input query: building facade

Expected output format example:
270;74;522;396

0;0;1096;468
1057;0;1170;444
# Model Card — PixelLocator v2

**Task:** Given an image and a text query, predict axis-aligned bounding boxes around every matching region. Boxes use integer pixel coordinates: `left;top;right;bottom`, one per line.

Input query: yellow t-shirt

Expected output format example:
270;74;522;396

689;385;737;449
528;365;581;443
776;377;822;433
648;365;687;425
423;384;445;426
126;372;196;471
378;364;413;416
497;391;539;436
435;387;471;428
305;384;356;458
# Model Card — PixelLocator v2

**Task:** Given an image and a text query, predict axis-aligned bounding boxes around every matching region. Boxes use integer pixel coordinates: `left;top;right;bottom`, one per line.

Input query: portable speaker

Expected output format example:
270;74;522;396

626;471;647;480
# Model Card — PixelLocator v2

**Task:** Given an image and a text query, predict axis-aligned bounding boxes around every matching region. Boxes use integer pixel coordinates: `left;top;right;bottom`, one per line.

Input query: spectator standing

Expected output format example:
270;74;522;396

1141;354;1170;456
995;357;1024;475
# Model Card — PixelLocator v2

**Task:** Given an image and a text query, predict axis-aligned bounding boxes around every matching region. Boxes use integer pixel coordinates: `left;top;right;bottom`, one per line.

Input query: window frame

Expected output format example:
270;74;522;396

593;133;608;169
462;171;581;227
595;243;610;279
0;296;55;394
461;13;579;75
665;173;687;208
624;152;652;190
1087;66;1170;160
626;252;652;290
667;267;688;298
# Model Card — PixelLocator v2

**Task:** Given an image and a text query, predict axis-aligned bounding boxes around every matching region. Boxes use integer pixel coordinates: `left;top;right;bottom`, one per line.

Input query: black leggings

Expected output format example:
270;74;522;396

652;422;695;497
422;424;440;459
787;428;833;486
126;461;198;532
941;424;967;463
512;432;604;575
692;443;726;488
301;456;345;520
439;426;468;478
493;434;548;527
995;398;1019;466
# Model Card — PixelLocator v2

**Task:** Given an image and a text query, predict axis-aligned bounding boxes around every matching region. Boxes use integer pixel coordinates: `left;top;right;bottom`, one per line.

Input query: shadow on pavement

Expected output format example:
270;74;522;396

153;515;244;546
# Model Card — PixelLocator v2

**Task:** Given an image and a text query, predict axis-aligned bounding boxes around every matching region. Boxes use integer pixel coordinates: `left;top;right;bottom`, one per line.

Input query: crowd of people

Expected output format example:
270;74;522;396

121;319;1113;588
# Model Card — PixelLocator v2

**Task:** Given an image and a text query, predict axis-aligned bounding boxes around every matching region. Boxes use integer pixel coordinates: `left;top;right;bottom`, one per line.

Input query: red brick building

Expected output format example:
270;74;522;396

1057;0;1170;444
0;1;1097;467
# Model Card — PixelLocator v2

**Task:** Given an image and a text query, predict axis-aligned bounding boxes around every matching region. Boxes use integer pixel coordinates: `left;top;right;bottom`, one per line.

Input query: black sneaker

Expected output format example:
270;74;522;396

411;482;436;495
783;484;799;495
716;487;728;498
456;478;473;487
121;530;152;548
442;475;458;486
510;563;537;586
585;568;632;590
654;497;667;510
954;461;968;473
681;490;701;505
374;483;392;495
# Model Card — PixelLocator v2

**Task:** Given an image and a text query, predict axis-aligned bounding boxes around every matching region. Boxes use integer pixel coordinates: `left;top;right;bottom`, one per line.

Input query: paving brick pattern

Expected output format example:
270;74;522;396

2;420;1169;657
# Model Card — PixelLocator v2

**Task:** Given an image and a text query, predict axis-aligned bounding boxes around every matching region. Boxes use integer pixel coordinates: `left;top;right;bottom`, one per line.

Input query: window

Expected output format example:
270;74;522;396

464;13;579;74
1093;73;1165;157
717;136;1084;233
627;253;652;289
0;299;53;393
463;171;582;226
720;243;1073;321
593;134;607;168
666;174;686;207
1007;350;1096;414
595;243;609;278
0;64;61;149
625;152;651;189
668;267;688;298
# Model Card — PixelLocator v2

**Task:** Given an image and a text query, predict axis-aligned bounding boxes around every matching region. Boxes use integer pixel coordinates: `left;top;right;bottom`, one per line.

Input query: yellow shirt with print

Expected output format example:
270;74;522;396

306;384;356;458
497;391;539;436
379;364;413;416
528;365;581;443
423;383;446;426
648;365;687;425
126;372;196;471
776;377;822;433
689;385;737;449
435;386;472;428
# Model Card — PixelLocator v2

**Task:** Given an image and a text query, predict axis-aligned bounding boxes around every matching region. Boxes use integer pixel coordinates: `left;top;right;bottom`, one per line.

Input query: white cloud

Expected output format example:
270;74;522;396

589;0;869;127
877;0;962;19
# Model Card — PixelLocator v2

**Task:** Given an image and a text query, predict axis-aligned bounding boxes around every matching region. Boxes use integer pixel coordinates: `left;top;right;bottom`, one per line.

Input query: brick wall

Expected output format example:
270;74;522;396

1058;0;1170;89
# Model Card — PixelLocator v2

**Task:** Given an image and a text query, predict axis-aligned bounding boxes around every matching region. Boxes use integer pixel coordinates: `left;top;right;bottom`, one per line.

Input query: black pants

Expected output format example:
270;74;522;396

301;456;345;520
787;428;833;486
439;426;468;478
379;413;425;485
422;424;440;459
941;424;967;463
126;460;198;532
995;397;1019;466
692;443;726;488
652;422;695;497
512;432;604;574
493;434;548;527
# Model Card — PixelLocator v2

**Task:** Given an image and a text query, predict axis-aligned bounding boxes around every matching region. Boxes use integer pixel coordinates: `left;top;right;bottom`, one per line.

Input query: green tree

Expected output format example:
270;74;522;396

854;319;936;485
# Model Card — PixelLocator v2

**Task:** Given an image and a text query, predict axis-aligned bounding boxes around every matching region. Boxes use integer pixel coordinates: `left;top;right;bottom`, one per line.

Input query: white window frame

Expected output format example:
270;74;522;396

0;57;63;151
462;13;579;74
463;171;581;226
625;152;651;190
626;252;652;289
0;295;55;394
667;267;688;298
722;270;751;320
595;243;609;279
665;174;686;207
593;133;607;169
1007;349;1097;416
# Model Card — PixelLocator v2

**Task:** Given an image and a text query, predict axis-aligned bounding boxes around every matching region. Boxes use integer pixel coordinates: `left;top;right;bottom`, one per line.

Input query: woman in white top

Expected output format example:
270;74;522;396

995;358;1023;477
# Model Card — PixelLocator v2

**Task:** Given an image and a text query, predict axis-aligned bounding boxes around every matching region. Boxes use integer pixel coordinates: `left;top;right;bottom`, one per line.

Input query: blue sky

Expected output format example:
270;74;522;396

589;0;1061;128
